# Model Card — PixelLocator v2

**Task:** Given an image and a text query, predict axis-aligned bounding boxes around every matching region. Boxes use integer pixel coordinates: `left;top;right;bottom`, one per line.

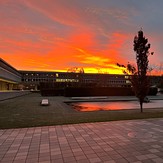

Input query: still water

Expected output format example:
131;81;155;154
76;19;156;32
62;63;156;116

70;100;163;112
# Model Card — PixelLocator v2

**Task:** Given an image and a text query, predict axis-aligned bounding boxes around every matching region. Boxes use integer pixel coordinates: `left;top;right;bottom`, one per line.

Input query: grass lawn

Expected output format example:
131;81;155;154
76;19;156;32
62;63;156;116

0;93;163;129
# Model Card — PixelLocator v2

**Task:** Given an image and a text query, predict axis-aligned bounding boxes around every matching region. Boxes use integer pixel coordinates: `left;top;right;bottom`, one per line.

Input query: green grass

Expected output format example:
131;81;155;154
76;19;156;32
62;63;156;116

0;93;163;129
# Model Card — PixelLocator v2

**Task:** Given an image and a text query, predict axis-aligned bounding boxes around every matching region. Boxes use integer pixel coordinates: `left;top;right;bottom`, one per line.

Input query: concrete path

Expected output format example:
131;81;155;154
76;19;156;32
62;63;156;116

0;91;31;101
0;118;163;163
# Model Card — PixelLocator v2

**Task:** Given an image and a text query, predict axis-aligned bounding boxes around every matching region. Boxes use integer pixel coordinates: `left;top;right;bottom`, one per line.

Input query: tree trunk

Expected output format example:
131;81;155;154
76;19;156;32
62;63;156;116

140;101;143;113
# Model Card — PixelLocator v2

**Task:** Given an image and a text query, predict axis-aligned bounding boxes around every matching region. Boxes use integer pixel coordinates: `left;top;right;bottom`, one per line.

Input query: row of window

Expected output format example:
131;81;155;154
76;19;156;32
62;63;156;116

56;79;79;82
22;78;129;84
24;73;59;77
23;79;55;82
23;73;128;79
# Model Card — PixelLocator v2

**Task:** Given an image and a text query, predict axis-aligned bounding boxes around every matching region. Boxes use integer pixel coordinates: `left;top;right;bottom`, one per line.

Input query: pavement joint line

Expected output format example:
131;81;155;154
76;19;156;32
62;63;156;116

0;118;163;162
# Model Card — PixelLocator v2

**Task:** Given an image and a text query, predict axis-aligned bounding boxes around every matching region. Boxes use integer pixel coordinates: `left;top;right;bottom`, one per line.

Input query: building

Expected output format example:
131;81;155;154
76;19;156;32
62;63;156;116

20;70;132;90
0;58;162;91
0;58;22;90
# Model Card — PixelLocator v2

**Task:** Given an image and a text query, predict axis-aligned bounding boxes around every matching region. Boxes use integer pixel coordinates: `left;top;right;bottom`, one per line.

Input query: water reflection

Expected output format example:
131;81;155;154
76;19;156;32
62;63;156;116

71;100;163;112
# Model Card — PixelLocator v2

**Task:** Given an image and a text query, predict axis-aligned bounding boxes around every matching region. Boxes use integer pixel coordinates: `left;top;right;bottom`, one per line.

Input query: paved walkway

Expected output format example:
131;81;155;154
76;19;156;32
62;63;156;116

0;119;163;163
0;91;31;101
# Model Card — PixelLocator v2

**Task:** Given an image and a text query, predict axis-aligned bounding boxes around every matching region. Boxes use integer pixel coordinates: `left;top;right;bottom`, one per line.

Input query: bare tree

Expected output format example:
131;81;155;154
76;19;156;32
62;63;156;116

67;67;84;73
158;62;163;75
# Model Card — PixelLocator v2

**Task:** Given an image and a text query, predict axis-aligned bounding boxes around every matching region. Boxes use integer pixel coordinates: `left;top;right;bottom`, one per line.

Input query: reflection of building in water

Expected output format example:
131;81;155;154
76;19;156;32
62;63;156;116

0;58;21;90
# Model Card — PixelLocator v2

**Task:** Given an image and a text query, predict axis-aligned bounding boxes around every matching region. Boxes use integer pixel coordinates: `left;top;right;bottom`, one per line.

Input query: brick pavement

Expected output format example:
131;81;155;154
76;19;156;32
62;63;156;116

0;118;163;163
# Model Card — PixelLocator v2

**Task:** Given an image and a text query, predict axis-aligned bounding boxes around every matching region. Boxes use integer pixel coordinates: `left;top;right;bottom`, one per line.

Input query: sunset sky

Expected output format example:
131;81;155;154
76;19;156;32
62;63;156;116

0;0;163;74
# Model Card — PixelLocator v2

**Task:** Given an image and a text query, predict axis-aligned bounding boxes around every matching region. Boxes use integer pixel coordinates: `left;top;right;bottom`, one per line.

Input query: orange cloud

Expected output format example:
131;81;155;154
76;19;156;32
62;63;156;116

1;29;131;74
1;0;162;76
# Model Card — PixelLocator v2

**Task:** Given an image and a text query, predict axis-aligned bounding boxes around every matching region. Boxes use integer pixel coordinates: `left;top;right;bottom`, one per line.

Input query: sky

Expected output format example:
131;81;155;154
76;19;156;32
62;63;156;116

0;0;163;74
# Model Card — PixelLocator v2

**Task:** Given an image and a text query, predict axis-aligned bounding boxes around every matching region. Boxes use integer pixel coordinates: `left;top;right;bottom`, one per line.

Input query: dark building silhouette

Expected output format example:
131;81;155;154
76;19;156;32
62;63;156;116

0;58;162;95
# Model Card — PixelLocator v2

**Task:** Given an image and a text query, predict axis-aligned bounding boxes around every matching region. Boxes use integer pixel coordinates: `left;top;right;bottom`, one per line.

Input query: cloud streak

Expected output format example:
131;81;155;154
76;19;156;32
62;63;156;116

0;0;163;74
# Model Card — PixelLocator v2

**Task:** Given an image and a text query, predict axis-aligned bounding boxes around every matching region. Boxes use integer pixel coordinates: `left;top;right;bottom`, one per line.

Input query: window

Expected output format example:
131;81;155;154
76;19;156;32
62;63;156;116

126;80;131;84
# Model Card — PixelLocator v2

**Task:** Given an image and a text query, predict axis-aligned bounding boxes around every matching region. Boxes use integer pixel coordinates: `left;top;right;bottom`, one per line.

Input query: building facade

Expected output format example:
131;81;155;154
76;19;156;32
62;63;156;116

20;71;162;90
20;70;133;90
0;58;162;91
0;58;22;90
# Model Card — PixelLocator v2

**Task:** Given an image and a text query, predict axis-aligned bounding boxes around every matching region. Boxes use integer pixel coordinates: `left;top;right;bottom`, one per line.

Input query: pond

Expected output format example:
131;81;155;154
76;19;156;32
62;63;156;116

70;100;163;112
